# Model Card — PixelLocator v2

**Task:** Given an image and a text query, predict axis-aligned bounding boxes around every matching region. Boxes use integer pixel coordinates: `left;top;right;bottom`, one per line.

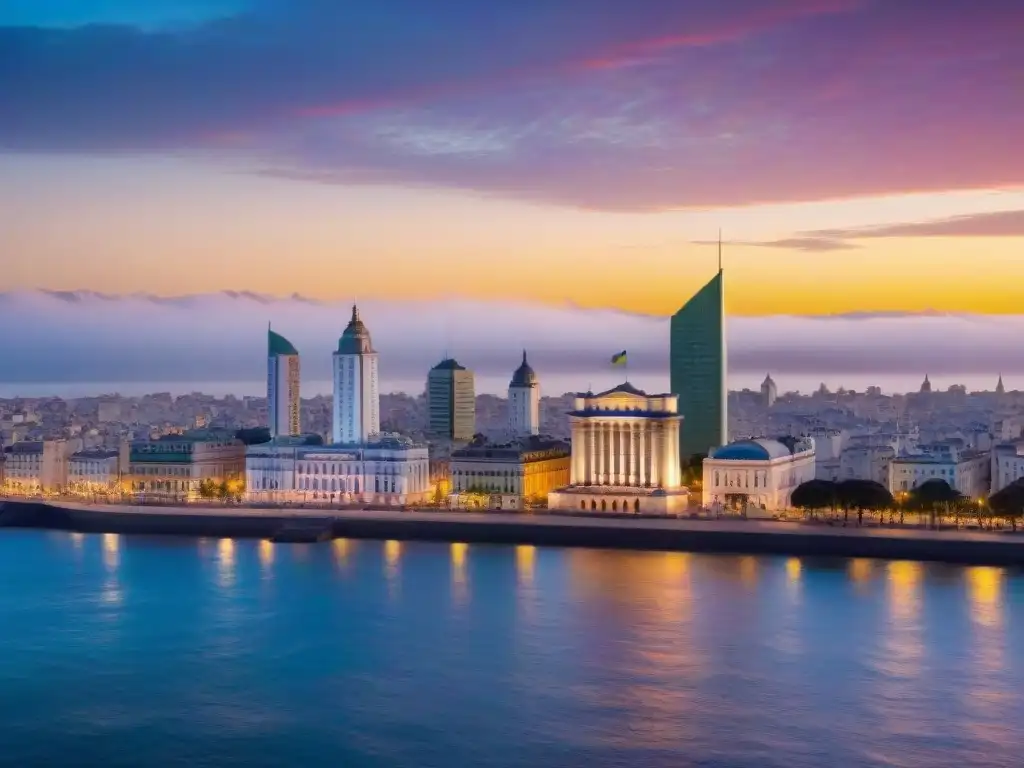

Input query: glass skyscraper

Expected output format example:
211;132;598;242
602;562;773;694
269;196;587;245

670;270;727;460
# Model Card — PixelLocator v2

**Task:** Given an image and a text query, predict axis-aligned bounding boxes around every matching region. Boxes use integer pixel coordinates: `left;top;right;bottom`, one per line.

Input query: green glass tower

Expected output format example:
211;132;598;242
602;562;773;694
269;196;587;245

670;269;727;461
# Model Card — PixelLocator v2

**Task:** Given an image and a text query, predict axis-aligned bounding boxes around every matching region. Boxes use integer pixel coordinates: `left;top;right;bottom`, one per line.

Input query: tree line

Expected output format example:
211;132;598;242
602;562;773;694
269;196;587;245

790;477;1024;530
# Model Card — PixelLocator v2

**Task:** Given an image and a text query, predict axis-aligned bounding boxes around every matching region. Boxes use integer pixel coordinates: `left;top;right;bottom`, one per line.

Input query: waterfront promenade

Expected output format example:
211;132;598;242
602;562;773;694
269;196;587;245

2;500;1024;566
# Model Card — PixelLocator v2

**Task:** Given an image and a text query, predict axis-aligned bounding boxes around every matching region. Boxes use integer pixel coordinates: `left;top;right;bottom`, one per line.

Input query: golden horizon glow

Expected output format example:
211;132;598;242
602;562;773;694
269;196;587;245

5;156;1024;318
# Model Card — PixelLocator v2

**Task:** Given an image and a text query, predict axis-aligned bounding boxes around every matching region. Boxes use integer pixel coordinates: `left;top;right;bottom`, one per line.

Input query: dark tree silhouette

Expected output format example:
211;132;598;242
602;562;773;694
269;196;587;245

989;480;1024;532
906;479;963;528
791;480;838;515
234;427;272;446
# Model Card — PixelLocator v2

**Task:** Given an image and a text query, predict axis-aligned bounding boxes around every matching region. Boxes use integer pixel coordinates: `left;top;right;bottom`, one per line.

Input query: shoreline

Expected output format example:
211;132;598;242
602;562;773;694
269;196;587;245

2;501;1024;566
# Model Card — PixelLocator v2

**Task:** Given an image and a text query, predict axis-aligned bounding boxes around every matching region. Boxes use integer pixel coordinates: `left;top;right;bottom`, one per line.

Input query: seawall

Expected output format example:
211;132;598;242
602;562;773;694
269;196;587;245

2;501;1024;566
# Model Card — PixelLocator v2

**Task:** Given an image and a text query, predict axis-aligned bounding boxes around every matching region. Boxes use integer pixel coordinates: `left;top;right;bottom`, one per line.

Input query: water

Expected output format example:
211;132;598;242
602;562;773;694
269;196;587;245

1;532;1022;767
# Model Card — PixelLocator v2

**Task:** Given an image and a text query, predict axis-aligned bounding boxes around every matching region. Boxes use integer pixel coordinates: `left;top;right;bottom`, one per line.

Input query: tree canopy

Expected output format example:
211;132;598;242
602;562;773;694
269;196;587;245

791;479;894;510
906;478;963;509
988;479;1024;519
234;427;272;446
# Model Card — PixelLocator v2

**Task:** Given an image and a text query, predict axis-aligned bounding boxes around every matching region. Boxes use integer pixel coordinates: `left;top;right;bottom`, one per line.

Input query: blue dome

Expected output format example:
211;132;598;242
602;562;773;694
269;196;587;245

712;440;772;461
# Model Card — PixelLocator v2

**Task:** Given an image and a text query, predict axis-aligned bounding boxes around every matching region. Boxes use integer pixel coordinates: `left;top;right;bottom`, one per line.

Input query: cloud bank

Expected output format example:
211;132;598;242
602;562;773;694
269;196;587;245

0;291;1021;393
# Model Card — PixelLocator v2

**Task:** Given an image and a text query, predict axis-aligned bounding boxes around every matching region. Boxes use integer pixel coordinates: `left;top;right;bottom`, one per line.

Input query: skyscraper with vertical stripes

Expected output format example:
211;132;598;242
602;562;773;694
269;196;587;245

267;327;301;438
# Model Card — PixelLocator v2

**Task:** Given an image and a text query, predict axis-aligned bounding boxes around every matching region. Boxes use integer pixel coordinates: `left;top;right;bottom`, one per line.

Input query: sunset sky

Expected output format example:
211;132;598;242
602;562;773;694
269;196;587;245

1;1;1023;392
2;0;1023;318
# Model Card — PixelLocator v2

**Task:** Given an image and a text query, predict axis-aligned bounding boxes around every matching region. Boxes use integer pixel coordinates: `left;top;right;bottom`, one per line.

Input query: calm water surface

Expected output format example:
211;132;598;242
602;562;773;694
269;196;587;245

1;532;1022;767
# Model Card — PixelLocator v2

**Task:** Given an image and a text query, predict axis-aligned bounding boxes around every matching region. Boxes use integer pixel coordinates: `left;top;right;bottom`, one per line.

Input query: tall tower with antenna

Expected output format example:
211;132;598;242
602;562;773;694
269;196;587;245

669;231;728;461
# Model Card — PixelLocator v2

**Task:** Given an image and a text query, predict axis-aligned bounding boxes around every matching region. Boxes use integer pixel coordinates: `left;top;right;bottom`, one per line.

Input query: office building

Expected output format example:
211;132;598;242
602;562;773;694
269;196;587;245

670;269;727;461
702;437;816;515
332;305;380;444
548;383;688;515
267;326;301;438
428;358;476;442
508;351;540;437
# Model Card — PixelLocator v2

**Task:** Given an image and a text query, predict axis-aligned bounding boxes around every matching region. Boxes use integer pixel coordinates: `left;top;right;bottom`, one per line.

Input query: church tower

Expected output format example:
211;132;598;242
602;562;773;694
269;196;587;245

997;374;1006;395
332;305;380;444
508;350;540;437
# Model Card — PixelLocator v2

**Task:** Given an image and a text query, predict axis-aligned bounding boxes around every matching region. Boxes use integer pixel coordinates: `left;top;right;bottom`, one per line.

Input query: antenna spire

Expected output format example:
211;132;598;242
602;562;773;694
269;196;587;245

718;228;723;272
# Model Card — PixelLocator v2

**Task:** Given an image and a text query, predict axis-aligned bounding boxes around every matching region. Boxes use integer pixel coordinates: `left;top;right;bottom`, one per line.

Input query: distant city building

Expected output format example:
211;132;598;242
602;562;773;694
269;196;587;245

332;306;380;445
1;440;70;494
125;430;245;500
427;358;476;442
760;373;777;408
508;351;540;437
702;437;816;515
920;374;932;394
996;374;1006;395
97;400;122;424
68;447;125;494
267;326;301;438
451;435;569;510
992;440;1024;494
245;435;431;505
888;444;990;501
548;383;688;515
670;269;727;460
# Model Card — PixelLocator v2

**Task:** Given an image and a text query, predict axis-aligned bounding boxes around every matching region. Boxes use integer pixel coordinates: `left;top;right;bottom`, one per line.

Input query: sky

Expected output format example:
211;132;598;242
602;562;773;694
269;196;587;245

1;0;1023;388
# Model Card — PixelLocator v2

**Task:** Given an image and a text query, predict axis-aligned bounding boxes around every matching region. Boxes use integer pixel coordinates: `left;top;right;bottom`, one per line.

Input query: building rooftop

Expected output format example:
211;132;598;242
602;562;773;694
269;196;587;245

509;350;538;389
337;305;375;355
71;449;119;460
4;441;44;455
268;327;299;357
452;435;569;461
432;358;466;372
711;437;812;461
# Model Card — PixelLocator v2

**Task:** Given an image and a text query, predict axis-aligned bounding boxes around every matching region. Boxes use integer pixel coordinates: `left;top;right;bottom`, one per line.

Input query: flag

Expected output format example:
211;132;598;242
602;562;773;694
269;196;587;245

610;351;627;366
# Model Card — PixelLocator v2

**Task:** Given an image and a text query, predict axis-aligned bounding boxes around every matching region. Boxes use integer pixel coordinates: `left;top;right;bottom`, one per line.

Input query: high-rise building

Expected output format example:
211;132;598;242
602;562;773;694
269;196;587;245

760;373;778;409
267;326;301;438
427;358;476;442
508;350;540;437
670;269;727;460
332;306;380;444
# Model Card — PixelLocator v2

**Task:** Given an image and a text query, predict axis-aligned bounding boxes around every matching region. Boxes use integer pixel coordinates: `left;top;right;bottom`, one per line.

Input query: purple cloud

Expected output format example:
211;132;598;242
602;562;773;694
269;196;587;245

2;0;1023;209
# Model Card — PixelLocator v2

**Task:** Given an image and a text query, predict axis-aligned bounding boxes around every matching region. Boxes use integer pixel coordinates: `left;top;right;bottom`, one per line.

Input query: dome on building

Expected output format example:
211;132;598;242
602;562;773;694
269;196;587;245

711;438;793;461
337;305;375;355
509;350;538;389
268;327;298;356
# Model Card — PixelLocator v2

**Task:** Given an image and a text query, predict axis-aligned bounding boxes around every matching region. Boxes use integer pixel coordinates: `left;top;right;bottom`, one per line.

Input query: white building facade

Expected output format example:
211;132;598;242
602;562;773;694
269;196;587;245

888;446;991;501
245;436;431;506
332;305;380;444
507;351;540;437
548;383;688;515
1;440;70;494
992;440;1024;494
702;437;816;515
267;327;301;438
68;449;121;493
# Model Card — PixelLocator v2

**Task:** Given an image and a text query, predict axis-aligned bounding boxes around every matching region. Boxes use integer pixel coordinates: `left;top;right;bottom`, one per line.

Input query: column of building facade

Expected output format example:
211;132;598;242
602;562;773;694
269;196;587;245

570;422;583;485
621;423;630;485
594;420;604;485
637;423;647;486
627;423;635;485
609;421;617;485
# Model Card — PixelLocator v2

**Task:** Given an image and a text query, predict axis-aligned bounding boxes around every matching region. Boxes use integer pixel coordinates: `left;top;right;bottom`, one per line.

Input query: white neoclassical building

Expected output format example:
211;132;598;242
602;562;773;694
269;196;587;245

702;437;816;515
332;305;380;444
245;435;430;506
547;383;689;515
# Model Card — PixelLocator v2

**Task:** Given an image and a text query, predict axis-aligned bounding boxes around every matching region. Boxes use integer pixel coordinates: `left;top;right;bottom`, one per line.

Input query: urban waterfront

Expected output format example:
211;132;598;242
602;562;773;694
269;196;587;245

2;532;1022;767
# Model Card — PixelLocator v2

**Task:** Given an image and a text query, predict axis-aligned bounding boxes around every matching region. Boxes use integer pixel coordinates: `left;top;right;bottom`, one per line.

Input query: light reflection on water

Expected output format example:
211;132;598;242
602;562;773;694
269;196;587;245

2;534;1023;768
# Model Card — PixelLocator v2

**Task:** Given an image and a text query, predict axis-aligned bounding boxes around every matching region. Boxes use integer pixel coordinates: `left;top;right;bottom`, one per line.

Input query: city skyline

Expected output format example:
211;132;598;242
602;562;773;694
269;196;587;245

2;1;1023;322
